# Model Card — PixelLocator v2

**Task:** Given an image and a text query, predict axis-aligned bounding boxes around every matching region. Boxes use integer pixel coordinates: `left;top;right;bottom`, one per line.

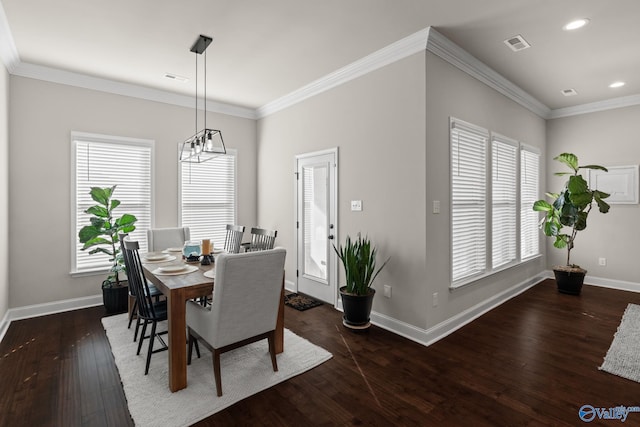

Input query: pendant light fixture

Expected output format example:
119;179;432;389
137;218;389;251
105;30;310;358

179;34;226;163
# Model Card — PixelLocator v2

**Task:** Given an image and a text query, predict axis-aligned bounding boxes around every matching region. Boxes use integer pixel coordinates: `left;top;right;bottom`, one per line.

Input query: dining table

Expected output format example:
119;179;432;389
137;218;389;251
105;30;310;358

141;251;285;392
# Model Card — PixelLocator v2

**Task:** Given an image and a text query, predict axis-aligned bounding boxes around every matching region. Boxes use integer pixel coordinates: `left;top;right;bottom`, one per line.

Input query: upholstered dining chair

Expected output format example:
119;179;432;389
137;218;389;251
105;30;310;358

122;237;169;375
223;224;245;254
244;227;277;252
119;233;162;341
146;227;190;252
186;247;286;396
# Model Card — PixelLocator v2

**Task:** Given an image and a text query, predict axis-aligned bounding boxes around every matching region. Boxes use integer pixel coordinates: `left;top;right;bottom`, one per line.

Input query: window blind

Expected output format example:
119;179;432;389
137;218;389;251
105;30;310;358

180;151;236;249
491;135;518;269
520;146;540;259
72;135;153;274
451;120;488;283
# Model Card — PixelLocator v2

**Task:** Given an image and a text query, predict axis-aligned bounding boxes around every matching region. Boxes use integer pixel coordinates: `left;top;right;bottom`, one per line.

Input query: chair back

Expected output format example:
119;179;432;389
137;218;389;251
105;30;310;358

119;233;133;293
147;227;190;252
123;238;160;320
223;224;245;254
246;227;277;252
196;248;286;348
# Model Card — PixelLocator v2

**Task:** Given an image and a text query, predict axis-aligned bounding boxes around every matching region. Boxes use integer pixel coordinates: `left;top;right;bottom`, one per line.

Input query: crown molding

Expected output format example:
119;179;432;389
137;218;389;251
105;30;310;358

426;28;551;119
3;10;640;122
11;62;256;119
0;1;19;73
547;93;640;119
256;28;431;119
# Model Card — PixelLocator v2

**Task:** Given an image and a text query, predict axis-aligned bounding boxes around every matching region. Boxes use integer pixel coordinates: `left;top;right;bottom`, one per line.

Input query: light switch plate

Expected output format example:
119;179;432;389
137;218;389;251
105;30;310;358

351;200;362;211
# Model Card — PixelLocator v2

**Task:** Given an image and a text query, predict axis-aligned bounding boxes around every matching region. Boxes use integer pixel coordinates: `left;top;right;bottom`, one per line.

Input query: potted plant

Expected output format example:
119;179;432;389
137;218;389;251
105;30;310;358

334;234;390;329
79;185;137;313
533;153;610;295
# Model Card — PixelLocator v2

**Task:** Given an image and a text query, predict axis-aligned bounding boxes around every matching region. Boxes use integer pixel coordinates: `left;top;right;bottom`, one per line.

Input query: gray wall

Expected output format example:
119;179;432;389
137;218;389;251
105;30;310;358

257;49;547;332
258;52;428;327
546;106;640;283
0;63;8;321
8;76;257;308
424;51;546;328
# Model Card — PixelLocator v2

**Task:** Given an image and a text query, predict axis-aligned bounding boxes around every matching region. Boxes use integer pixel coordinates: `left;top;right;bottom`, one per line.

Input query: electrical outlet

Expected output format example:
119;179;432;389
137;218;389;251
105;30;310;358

599;257;607;266
432;292;438;307
383;285;392;298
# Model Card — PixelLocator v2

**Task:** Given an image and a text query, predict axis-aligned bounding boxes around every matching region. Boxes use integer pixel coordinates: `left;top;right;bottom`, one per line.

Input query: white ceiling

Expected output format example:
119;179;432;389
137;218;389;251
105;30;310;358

2;0;639;113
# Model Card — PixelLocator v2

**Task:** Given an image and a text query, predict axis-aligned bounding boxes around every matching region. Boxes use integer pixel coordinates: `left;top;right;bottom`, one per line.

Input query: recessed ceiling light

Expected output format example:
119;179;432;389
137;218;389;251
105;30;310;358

563;18;590;31
609;81;626;88
561;88;578;97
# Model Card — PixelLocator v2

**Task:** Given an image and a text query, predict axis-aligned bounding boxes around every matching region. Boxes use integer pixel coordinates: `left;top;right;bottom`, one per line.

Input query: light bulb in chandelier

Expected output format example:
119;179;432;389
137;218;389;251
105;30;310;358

205;132;213;151
195;139;202;154
190;141;196;157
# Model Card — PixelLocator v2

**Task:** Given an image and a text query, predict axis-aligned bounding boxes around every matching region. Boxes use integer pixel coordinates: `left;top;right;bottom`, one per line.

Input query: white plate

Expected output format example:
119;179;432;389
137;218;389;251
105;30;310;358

165;247;183;252
144;253;171;261
157;265;188;273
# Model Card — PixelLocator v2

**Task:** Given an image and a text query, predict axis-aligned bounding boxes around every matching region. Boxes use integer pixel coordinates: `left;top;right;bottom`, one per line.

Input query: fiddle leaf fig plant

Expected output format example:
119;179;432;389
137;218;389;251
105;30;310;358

333;234;390;296
78;185;137;288
532;153;610;267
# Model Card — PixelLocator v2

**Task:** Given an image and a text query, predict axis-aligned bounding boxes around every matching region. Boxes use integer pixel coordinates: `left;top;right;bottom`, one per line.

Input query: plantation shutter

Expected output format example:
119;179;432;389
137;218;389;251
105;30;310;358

72;134;153;274
180;150;236;248
520;146;540;259
491;135;518;269
451;119;488;284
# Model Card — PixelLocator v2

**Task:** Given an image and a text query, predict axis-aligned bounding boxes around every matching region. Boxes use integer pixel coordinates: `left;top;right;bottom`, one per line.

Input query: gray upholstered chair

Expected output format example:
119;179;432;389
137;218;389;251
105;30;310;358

146;227;190;252
186;247;286;396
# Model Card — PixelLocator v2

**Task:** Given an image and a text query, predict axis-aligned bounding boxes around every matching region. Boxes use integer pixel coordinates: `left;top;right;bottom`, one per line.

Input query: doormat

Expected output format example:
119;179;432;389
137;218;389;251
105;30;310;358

284;293;323;311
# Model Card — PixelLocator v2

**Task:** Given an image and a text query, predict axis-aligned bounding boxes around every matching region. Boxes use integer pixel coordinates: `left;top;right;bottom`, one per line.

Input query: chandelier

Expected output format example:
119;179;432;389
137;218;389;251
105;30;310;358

179;35;226;163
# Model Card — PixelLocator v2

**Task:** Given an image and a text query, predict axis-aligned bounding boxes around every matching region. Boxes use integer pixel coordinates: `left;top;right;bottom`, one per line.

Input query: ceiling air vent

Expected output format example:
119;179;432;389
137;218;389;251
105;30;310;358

164;73;189;83
503;35;531;52
562;88;578;96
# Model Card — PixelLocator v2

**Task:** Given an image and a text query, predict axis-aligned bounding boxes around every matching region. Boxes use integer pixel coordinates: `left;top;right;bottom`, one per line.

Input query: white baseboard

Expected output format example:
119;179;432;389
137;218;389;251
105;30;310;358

0;294;103;342
368;275;546;348
284;279;296;293
0;310;10;344
3;273;637;346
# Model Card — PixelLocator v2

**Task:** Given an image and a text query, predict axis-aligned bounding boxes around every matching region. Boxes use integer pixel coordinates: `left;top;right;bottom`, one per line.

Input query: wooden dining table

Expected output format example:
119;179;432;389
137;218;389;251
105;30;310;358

142;255;285;392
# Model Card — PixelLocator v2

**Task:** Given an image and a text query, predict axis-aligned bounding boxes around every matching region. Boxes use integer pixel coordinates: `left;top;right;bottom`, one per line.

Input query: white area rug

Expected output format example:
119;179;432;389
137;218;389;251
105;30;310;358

599;303;640;383
102;314;332;427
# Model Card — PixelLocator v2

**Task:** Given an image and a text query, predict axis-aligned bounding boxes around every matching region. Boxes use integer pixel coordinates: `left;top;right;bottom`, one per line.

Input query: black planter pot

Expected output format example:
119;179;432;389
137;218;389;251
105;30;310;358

102;282;129;314
553;267;587;295
339;287;375;330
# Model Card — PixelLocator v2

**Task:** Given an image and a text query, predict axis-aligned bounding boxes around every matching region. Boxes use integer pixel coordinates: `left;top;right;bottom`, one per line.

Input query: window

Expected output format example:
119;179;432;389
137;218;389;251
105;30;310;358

520;145;540;259
71;132;153;275
491;135;518;269
450;118;540;287
180;150;236;248
451;119;488;283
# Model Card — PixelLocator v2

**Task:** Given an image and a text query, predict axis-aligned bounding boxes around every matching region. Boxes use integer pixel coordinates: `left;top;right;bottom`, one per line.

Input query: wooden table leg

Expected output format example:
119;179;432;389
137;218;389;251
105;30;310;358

274;277;284;354
167;288;188;392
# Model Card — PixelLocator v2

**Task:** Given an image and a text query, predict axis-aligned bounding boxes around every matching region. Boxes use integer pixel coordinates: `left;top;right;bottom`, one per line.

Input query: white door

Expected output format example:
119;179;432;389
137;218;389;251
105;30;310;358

296;149;338;305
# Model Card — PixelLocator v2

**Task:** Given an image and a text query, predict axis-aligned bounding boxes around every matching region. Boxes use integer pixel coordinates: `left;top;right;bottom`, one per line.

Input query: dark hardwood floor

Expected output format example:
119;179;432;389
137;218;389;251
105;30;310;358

2;279;640;426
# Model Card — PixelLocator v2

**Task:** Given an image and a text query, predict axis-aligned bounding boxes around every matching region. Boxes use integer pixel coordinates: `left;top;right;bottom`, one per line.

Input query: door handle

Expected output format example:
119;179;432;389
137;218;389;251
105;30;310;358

328;235;334;240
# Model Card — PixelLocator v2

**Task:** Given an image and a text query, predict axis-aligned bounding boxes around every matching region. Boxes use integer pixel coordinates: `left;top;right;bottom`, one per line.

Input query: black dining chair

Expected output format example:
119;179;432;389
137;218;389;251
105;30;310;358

223;224;245;254
122;238;169;375
244;227;277;252
119;233;162;342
